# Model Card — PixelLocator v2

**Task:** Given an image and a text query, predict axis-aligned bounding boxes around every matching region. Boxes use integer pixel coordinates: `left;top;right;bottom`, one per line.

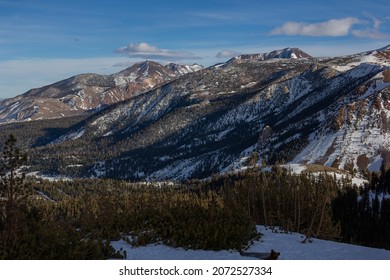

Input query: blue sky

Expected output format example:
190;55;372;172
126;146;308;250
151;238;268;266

0;0;389;98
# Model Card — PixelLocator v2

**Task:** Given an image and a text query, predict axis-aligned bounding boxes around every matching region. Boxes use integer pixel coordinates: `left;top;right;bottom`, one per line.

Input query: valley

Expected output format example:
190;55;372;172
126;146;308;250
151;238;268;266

1;46;389;181
1;45;390;260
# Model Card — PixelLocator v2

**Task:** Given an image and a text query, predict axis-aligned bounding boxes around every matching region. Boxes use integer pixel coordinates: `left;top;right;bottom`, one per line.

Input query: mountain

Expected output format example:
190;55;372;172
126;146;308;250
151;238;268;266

165;63;204;76
2;46;389;181
288;46;390;171
0;61;202;123
227;47;312;65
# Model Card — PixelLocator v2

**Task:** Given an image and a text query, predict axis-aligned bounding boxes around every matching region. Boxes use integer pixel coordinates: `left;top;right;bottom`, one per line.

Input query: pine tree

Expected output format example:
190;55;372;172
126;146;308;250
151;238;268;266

0;134;28;233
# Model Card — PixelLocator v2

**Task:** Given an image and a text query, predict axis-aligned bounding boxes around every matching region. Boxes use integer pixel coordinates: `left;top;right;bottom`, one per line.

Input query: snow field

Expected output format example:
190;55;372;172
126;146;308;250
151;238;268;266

111;225;390;260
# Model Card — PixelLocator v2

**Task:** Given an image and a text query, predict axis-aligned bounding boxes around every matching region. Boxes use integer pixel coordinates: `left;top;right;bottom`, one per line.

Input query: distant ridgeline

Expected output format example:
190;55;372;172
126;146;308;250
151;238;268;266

0;45;389;181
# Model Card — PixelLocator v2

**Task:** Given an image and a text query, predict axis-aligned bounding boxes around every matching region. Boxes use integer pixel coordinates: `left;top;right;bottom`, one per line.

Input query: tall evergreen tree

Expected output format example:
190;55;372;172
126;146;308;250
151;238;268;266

0;134;28;233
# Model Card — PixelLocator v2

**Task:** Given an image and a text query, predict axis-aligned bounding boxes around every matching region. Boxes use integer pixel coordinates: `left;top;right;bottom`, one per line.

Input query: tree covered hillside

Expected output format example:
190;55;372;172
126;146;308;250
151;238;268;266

1;136;389;259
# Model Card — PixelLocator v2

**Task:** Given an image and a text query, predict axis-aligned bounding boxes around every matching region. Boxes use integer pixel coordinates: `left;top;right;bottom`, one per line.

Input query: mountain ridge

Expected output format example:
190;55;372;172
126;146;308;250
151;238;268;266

226;47;312;65
1;45;390;181
0;61;203;123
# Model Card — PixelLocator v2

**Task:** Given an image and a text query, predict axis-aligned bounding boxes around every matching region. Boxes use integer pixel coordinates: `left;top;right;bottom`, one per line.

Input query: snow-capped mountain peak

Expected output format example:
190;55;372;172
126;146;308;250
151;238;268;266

2;45;390;182
265;47;312;59
0;61;181;123
113;60;177;86
165;63;204;76
228;47;312;64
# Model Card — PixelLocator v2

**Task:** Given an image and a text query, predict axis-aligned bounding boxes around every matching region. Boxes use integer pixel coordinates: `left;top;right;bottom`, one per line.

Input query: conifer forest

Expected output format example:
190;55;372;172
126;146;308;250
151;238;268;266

1;1;390;263
0;135;389;259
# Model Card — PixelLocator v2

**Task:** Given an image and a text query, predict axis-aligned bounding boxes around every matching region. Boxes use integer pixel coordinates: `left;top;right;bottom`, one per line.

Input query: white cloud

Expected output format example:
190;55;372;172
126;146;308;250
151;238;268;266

352;29;390;39
114;42;201;61
373;17;381;30
270;16;390;39
216;50;241;59
351;17;390;39
271;17;361;37
118;42;160;54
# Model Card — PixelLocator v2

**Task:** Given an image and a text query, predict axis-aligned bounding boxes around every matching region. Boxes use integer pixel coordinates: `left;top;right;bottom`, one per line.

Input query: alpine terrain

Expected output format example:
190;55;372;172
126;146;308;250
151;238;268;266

1;46;390;181
0;61;203;122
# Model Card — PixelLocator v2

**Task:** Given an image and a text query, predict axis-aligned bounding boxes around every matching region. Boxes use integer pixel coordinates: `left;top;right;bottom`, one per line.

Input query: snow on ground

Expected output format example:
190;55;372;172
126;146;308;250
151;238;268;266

358;190;390;207
368;155;383;172
279;164;369;186
27;171;72;181
111;225;390;260
251;226;390;260
280;164;307;174
291;132;339;165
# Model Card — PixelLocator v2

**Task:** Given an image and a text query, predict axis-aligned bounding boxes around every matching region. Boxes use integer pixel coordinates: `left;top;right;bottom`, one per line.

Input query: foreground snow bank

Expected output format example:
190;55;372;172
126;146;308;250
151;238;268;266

250;226;390;260
111;225;390;260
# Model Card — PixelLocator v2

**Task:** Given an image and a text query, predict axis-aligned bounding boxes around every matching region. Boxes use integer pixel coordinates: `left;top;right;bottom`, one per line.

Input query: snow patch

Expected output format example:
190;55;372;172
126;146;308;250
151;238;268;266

52;128;85;144
368;155;383;172
280;164;307;174
111;225;390;260
292;132;339;165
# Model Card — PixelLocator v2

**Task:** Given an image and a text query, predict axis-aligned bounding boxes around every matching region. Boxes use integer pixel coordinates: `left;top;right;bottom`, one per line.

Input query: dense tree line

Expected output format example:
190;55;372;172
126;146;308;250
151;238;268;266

0;115;87;150
0;166;342;259
1;134;259;259
1;135;389;258
206;168;342;240
332;170;390;250
0;178;257;259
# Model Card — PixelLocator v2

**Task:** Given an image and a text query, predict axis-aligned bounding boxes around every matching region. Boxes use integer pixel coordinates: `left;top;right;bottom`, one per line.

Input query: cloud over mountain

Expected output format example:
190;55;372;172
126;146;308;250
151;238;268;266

270;17;360;37
270;16;390;39
351;17;390;39
216;50;241;59
114;42;200;61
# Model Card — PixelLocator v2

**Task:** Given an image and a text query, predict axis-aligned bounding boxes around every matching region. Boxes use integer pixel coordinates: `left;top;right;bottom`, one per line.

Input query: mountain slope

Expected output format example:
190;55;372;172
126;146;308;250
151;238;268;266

13;46;390;180
227;47;312;65
0;61;202;123
288;48;390;171
165;63;204;76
